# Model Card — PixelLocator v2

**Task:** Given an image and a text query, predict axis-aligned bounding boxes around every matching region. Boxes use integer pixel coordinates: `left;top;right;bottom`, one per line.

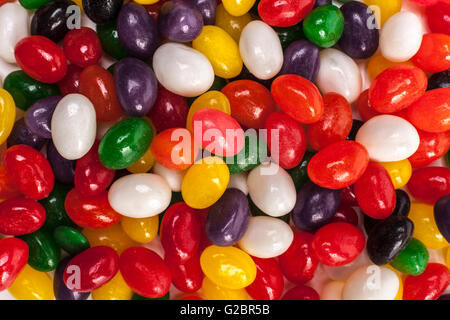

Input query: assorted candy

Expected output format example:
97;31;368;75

0;0;449;302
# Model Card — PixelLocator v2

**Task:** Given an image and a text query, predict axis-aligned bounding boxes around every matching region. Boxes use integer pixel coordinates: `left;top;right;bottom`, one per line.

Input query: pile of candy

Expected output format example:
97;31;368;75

0;0;449;301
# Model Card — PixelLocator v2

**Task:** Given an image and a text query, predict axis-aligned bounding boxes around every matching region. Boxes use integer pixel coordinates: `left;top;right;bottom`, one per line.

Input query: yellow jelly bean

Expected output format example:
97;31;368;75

447;247;450;268
181;156;230;209
0;89;16;146
186;91;231;132
215;3;252;42
127;146;156;173
367;55;414;80
134;0;159;4
121;215;159;244
193;26;243;79
8;265;54;300
222;0;256;17
379;159;412;189
202;277;248;300
73;0;83;8
200;245;256;290
364;0;402;27
82;224;138;254
409;202;450;250
92;271;133;300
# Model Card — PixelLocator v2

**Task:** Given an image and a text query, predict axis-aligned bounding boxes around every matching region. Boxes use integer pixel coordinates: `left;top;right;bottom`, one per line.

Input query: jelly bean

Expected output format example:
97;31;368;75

19;0;50;9
54;226;90;255
19;228;60;272
279;40;320;82
83;224;137;255
153;43;215;97
64;246;119;292
222;0;255;16
278;232;318;284
134;292;171;300
182;157;230;209
282;284;320;300
426;1;450;35
166;252;203;293
117;3;160;60
205;188;250;246
4;145;54;200
338;2;379;59
287;151;314;191
380;12;424;62
367;55;414;81
82;0;122;24
258;0;314;27
412;33;450;73
215;3;252;42
96;21;129;60
291;181;341;231
24;96;61;139
121;215;158;244
47;141;76;185
200;245;256;289
0;197;45;236
379;159;412;189
428;69;450;90
331;204;359;226
153;162;185;192
316;48;362;103
0;3;29;64
342;265;399;300
247;162;296;217
307;140;369;189
408;167;450;204
3;70;60;111
202;276;248;300
245;257;284;300
391;238;429;276
9;264;54;300
186;91;230;132
303;4;344;48
356;115;420;162
0;164;20;200
410;0;439;6
0;88;15;145
239;216;293;258
192;0;216;25
239;21;283;80
115;58;158;117
120;246;171;298
65;188;121;229
435;195;450;243
0;238;28;291
321;281;344;300
409;130;450;168
158;0;203;42
6;118;47;151
57;64;82;96
39;182;74;231
403;263;449;300
147;88;187;134
91;270;132;300
63;27;102;69
224;132;267;174
54;257;89;300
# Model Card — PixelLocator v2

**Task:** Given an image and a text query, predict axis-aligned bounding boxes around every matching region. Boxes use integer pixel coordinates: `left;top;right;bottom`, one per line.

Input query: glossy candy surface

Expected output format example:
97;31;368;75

245;257;284;300
150;87;189;132
407;167;450;204
412;33;450;73
0;238;28;291
403;263;449;300
9;264;54;300
53;257;89;300
303;4;344;48
82;0;122;25
434;195;450;243
25;96;61;139
63;27;102;68
258;0;314;27
19;228;60;272
0;89;16;145
390;238;429;276
279;40;320;82
0;198;46;236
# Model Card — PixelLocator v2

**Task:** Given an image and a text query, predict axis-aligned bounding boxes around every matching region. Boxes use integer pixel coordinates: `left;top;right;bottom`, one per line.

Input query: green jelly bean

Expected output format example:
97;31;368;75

287;151;315;191
54;226;90;255
98;117;154;170
107;63;117;75
19;0;51;10
96;21;130;61
390;238;429;276
274;24;305;50
39;182;76;231
3;70;60;111
248;195;290;223
18;229;60;272
303;4;344;48
132;292;170;300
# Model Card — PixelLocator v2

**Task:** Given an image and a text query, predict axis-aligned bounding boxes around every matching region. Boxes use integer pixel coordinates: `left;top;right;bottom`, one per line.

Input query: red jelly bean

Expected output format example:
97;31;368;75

426;1;450;36
354;162;396;219
165;253;203;293
3;145;55;200
74;141;115;197
78;65;123;122
258;0;314;27
148;87;189;133
64;246;119;292
412;33;450;73
368;65;428;114
14;35;67;84
308;92;353;150
407;167;450;204
307;141;369;189
180;295;204;300
410;0;439;5
271;74;324;124
246;257;284;300
0;198;46;236
408;88;450;133
281;284;320;300
0;238;28;291
222;80;277;129
0;164;20;200
331;204;359;226
265;112;307;169
403;263;449;300
278;232;318;284
120;246;171;298
408;129;450;168
341;185;357;206
312;222;365;267
65;188;121;229
160;202;201;264
357;89;380;122
63;27;102;68
57;64;82;96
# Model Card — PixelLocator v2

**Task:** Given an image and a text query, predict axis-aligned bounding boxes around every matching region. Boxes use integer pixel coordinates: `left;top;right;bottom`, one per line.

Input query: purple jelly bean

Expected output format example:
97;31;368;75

114;58;158;117
54;257;90;300
338;1;379;59
279;40;320;82
25;96;62;139
47;141;75;185
190;0;216;25
205;188;250;246
117;2;160;60
158;0;204;42
6;118;47;150
314;0;331;8
434;195;450;243
291;181;341;232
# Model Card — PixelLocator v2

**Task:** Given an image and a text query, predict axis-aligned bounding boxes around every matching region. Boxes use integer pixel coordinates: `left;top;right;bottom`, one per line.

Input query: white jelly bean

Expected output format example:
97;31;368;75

239;21;283;80
316;48;362;104
108;173;172;218
238;216;293;258
227;172;248;195
152;162;185;192
51;94;96;160
247;162;296;217
355;115;420;162
324;249;370;281
342;265;400;300
380;12;424;62
321;281;345;300
152;43;214;97
0;3;29;64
